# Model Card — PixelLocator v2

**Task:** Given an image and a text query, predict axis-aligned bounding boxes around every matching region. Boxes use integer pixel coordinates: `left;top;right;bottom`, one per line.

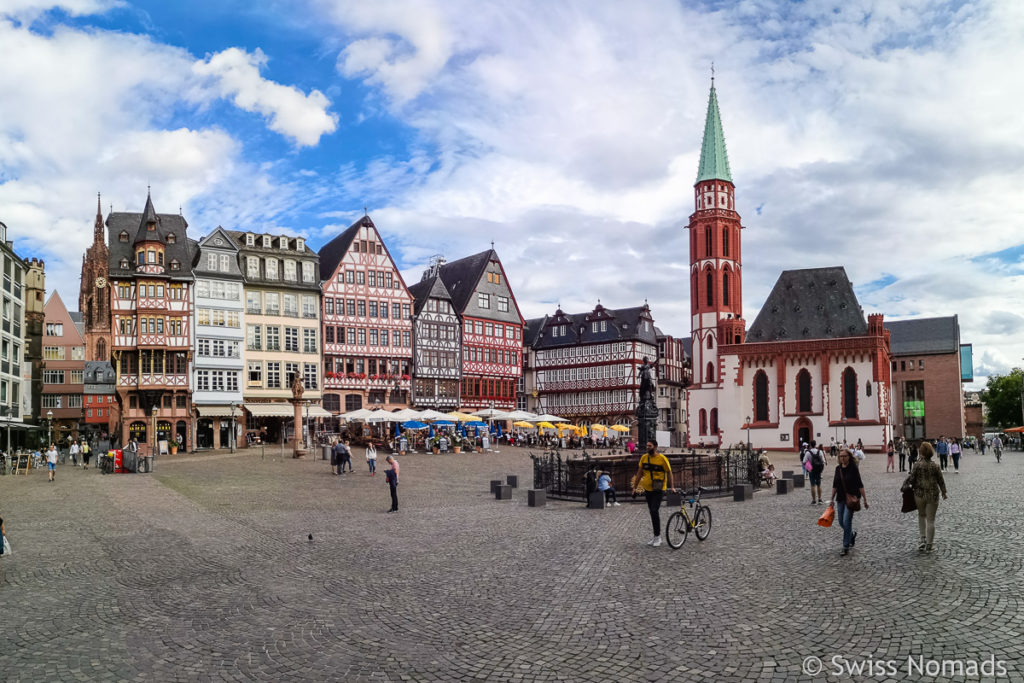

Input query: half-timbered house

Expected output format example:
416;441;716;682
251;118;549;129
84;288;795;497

408;265;461;411
524;303;658;424
318;215;413;417
107;193;194;451
435;249;524;411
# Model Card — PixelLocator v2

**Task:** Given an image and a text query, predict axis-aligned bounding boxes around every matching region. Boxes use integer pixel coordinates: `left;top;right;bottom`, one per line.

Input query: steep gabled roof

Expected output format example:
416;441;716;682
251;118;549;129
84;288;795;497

696;84;733;184
884;316;960;356
106;196;193;280
747;267;867;342
318;215;369;281
435;249;496;313
529;304;657;349
523;316;548;348
408;274;454;316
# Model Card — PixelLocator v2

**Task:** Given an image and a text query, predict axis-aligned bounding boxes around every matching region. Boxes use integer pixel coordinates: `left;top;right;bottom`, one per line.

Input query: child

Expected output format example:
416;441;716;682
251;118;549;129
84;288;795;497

597;470;620;507
762;463;776;484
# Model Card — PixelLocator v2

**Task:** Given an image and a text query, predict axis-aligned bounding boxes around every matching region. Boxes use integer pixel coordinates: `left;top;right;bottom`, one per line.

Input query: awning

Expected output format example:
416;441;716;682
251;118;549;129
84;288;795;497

306;406;333;419
195;405;240;417
243;403;296;418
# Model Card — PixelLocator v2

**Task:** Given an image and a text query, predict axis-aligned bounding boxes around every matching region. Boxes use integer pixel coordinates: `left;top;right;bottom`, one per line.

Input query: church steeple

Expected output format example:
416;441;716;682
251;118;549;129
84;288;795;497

93;193;105;244
695;84;733;185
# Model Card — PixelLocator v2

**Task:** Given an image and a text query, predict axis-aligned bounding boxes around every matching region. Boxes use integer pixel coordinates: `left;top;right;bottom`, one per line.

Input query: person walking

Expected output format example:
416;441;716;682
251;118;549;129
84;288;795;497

630;440;674;547
831;447;869;556
366;442;377;476
341;440;354;473
898;438;907;472
803;440;826;504
332;440;346;475
886;440;895;473
949;438;962;474
936;437;949;471
905;441;947;552
46;443;58;482
0;515;7;563
385;455;400;512
70;439;81;467
82;440;93;469
908;440;919;471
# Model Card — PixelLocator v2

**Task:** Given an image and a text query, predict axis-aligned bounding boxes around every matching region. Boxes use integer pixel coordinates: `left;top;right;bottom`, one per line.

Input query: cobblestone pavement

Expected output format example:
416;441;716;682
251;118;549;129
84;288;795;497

1;445;1021;682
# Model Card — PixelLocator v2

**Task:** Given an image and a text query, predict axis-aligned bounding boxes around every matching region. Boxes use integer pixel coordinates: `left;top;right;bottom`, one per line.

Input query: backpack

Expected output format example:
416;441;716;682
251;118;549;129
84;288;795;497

811;448;826;469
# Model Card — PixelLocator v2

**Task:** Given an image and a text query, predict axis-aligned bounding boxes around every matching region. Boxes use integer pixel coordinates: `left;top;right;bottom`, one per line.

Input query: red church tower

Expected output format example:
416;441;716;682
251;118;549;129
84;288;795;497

687;81;745;445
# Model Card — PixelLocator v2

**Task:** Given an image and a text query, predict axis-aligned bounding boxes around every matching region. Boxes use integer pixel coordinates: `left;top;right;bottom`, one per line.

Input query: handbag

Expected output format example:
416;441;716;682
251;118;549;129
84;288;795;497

901;488;917;513
817;503;835;527
803;459;812;472
845;493;861;512
2;535;10;556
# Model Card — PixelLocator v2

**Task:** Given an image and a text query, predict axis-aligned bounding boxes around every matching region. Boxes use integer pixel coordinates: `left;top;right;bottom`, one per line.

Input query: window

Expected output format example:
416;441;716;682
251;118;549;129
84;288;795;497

246;291;261;314
705;362;714;383
170;259;180;271
842;367;858;419
266;362;281;388
44;346;65;360
284;294;298;316
285;327;299;352
265;293;280;315
368;271;376;287
303;363;318;389
699;408;707;435
368;301;378;318
477;293;490;309
207;253;218;270
487;272;501;284
286;362;299;387
45;322;64;336
42;394;62;408
302;296;316;318
280;236;289;250
262;235;271;248
705;270;714;307
357;329;366;345
265;259;278;280
266;326;280;351
369;330;378;346
754;370;769;422
246;233;255;246
119;231;129;242
284;260;297;281
797;369;812;413
722;271;730;306
219;254;230;272
345;270;354;284
196;370;210;392
325;327;334;343
710;408;718;434
302;261;314;282
296;238;304;251
722;227;729;256
402;303;410;319
393;303;401;318
44;370;65;384
303;328;317;353
248;361;262;386
247;257;260;278
357;300;366;317
380;329;389;346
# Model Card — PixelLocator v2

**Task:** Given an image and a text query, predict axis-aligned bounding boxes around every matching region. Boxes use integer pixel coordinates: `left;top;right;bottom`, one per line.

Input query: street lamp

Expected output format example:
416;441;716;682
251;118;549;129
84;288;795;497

842;416;848;444
303;400;310;451
47;409;53;446
745;415;751;453
229;403;238;453
151;404;159;455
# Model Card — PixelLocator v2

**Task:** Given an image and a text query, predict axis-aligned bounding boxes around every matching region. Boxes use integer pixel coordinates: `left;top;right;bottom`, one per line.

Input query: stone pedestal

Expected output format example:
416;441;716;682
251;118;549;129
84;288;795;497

490;479;503;493
495;484;512;500
587;491;605;509
777;479;792;494
733;484;753;501
792;474;805;488
506;475;519;488
528;489;546;507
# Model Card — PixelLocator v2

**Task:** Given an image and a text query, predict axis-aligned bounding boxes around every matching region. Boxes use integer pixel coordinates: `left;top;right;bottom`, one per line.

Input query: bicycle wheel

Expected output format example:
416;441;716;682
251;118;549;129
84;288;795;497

694;506;712;540
665;512;689;549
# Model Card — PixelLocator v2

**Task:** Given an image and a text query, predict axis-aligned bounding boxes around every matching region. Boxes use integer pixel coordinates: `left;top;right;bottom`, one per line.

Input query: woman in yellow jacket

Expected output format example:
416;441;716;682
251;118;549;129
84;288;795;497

631;440;674;547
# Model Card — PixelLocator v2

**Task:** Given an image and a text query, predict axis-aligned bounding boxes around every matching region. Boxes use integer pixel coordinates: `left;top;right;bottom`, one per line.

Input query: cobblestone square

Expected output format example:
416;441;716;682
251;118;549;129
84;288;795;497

1;446;1021;681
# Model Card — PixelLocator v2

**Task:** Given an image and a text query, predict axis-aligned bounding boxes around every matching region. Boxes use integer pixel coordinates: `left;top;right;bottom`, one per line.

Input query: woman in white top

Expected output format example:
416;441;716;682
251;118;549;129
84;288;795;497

46;443;58;482
366;443;377;476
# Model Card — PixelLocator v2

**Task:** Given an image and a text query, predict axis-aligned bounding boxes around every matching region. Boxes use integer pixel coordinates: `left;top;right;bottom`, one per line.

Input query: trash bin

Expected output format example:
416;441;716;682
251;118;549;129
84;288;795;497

144;455;154;473
322;445;331;461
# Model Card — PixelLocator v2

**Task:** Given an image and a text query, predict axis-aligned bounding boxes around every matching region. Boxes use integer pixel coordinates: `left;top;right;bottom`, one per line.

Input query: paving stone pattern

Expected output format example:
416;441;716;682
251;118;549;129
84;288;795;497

1;446;1021;681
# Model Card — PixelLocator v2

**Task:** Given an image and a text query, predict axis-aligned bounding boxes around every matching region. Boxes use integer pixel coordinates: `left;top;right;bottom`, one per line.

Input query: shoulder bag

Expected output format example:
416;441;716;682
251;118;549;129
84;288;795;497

841;468;861;511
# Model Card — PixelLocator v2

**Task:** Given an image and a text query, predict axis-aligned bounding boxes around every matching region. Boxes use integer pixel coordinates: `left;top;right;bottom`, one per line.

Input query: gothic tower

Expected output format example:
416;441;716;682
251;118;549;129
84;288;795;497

80;194;111;362
686;82;745;446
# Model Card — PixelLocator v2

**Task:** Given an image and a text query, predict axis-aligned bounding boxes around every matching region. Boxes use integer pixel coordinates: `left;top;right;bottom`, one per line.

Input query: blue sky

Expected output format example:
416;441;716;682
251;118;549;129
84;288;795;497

2;0;1023;391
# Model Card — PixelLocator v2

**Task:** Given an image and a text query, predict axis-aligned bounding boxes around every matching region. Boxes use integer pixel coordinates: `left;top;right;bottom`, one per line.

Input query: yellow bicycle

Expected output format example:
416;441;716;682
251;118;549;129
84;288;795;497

665;487;712;549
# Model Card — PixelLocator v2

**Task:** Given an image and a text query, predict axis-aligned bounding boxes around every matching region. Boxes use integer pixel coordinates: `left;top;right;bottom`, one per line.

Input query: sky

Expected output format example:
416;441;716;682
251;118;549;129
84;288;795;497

1;0;1022;392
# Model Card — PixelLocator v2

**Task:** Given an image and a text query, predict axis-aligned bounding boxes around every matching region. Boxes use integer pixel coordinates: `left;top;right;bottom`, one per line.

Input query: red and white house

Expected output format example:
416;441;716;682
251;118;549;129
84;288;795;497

686;83;892;450
317;215;414;415
434;249;524;411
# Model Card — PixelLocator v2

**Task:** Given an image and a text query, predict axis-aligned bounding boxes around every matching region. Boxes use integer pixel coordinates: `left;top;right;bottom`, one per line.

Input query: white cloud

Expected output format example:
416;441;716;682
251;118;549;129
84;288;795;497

0;0;121;22
193;47;338;147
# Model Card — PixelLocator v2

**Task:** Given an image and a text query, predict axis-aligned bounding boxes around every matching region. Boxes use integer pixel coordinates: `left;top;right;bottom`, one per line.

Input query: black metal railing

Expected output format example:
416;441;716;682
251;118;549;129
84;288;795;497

530;447;764;501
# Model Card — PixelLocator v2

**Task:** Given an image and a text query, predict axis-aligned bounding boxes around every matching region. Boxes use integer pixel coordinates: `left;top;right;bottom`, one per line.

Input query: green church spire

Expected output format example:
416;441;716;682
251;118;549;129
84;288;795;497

695;84;733;185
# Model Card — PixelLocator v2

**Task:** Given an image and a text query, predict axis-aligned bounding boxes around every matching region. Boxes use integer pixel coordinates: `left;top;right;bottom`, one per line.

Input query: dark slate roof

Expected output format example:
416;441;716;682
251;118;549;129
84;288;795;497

318;216;369;281
435;249;496;313
523;316;547;347
529;304;657;349
884;316;959;356
69;311;83;323
106;199;194;280
408;274;454;316
747;267;867;342
682;337;692;360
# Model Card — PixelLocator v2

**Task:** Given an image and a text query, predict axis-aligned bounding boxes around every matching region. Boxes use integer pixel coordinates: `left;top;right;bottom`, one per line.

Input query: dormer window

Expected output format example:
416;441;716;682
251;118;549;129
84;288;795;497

120;258;129;269
280;236;289;250
147;222;156;231
166;233;176;244
246;233;255;246
119;231;129;242
147;249;156;264
170;259;180;271
262;235;271;248
296;238;304;251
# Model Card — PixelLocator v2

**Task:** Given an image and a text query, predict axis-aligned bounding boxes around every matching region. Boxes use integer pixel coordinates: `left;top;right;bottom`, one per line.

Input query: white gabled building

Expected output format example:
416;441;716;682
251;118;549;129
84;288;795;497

192;227;245;449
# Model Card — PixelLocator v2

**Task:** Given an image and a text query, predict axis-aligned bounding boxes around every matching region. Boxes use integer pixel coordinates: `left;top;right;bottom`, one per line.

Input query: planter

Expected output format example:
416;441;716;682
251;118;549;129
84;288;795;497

453;446;462;454
170;446;178;455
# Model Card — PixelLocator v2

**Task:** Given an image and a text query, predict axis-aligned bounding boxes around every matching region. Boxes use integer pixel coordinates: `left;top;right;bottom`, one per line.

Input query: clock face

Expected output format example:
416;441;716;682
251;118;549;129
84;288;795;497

96;277;107;288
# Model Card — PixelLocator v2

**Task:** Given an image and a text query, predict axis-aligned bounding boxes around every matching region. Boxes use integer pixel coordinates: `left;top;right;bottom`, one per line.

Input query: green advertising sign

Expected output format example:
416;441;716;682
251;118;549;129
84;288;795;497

903;400;925;417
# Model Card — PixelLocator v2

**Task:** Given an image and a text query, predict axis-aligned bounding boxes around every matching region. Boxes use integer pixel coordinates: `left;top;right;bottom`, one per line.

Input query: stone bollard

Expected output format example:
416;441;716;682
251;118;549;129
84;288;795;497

506;475;519;489
733;484;753;501
777;478;792;494
792;474;805;488
495;484;512;500
782;470;795;479
490;479;503;494
528;489;546;507
587;490;605;509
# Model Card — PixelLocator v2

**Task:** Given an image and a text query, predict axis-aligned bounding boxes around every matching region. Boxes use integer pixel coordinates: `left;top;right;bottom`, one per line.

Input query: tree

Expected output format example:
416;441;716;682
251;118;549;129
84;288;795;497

981;369;1023;429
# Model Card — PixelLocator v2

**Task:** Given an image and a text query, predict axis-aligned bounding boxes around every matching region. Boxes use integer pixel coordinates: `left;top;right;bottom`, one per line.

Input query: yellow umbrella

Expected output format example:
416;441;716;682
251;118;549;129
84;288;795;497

578;425;588;437
536;421;556;429
513;421;534;428
610;425;630;432
590;424;609;433
448;411;477;422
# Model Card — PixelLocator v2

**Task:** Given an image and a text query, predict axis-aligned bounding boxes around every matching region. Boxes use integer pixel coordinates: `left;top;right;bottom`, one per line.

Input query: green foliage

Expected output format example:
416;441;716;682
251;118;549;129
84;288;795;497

981;369;1024;428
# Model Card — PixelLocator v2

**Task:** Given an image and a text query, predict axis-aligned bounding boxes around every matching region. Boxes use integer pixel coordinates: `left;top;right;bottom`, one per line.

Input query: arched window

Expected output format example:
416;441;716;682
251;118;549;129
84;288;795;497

754;370;769;422
797;369;812;412
710;408;718;434
705;362;714;383
705;270;714;307
706;336;713;349
722;227;729;256
842;367;858;419
705;227;712;257
96;338;107;362
691;272;697;311
699;409;708;435
722;270;731;306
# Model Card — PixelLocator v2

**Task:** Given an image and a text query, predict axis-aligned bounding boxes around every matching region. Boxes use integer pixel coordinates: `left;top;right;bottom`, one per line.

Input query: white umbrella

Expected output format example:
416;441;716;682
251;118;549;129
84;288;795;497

531;413;569;423
418;409;450;421
364;409;391;424
388;408;423;422
502;410;538;421
472;407;507;419
341;408;374;421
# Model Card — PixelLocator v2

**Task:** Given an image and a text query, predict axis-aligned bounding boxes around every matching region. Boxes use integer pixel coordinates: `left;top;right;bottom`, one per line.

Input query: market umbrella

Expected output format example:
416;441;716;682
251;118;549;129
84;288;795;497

419;409;450;421
447;411;477;422
536;421;556;429
495;423;503;437
466;420;487;428
472;407;507;419
364;409;390;423
610;425;630;432
394;422;401;437
390;408;423;422
502;410;538;421
590;424;609;433
341;408;375;421
531;413;569;423
513;421;534;428
432;420;456;427
402;421;429;429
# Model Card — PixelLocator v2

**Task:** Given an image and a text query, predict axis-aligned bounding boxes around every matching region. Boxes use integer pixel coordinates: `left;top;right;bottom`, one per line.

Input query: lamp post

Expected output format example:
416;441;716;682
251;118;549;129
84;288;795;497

304;400;310;451
229;402;238;454
842;416;848;444
47;409;53;446
745;415;751;453
151;404;159;456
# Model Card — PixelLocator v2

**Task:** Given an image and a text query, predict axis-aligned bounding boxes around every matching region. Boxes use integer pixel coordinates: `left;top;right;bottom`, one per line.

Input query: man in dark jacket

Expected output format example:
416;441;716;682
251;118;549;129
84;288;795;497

332;440;347;475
